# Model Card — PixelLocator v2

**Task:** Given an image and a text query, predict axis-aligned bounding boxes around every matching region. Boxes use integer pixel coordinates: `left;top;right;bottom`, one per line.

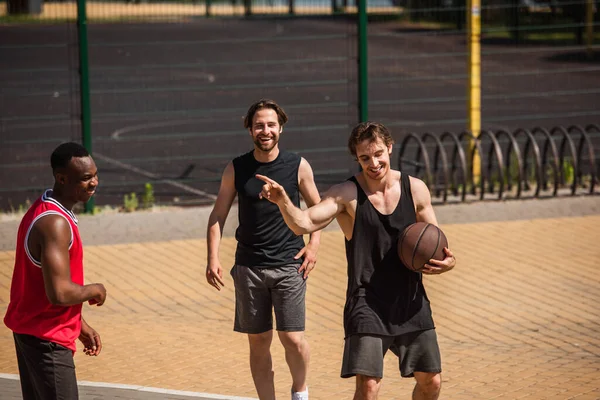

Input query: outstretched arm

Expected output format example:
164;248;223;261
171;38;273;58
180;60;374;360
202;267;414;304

257;174;346;235
410;176;456;274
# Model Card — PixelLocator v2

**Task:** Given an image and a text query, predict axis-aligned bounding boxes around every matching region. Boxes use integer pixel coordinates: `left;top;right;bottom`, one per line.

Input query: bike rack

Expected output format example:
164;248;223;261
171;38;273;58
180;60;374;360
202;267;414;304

397;125;598;202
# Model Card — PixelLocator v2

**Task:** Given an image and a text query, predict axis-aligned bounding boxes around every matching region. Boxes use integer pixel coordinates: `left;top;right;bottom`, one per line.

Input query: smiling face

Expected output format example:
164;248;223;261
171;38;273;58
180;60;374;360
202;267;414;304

250;108;282;153
55;156;99;204
355;137;393;182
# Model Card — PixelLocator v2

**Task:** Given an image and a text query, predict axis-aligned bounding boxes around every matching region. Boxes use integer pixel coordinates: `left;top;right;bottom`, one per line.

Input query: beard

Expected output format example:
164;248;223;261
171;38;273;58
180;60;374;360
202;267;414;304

254;136;278;152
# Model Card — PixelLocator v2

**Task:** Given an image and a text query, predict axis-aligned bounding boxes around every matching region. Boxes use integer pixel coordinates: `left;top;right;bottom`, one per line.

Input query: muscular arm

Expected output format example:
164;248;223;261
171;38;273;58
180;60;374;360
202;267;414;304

206;162;237;290
295;158;324;277
410;177;439;226
298;157;322;243
32;215;105;306
409;176;456;273
257;174;350;235
207;162;236;263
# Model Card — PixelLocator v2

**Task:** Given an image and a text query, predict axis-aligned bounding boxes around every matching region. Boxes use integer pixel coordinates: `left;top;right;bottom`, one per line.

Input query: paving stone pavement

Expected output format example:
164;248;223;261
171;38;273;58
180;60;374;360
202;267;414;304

1;195;599;399
2;196;600;251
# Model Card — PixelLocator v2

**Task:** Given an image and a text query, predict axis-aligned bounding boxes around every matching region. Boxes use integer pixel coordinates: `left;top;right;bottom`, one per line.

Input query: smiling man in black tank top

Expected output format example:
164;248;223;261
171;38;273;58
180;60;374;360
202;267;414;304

206;99;322;400
256;122;456;400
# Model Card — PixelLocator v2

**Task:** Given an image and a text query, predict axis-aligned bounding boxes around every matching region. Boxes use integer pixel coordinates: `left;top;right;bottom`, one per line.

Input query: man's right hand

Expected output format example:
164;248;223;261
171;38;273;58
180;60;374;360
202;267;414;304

88;283;106;306
206;262;225;291
256;174;287;204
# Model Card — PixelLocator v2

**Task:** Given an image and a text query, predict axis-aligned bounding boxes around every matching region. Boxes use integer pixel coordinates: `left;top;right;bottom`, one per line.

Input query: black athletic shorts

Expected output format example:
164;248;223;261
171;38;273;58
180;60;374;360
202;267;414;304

341;329;442;379
13;333;79;400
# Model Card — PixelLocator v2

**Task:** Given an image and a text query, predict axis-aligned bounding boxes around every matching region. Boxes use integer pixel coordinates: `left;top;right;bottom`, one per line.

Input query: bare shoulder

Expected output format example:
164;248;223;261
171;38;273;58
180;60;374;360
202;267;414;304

299;157;313;170
31;213;71;245
324;180;357;203
408;175;432;205
34;213;70;233
219;161;236;186
213;161;237;209
408;175;429;192
298;157;315;178
223;161;234;176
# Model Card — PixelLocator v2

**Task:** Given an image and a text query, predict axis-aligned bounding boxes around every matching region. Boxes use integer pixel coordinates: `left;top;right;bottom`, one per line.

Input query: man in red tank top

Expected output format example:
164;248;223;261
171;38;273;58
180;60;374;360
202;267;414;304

4;142;107;400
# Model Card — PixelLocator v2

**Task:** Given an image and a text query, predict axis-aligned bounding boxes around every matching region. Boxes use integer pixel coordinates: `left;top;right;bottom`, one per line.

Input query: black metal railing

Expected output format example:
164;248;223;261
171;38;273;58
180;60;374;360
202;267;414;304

398;124;598;202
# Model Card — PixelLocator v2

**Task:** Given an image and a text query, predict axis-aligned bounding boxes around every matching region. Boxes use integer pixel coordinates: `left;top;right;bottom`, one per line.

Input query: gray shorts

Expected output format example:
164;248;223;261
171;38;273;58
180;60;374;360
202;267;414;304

231;264;306;334
341;329;441;379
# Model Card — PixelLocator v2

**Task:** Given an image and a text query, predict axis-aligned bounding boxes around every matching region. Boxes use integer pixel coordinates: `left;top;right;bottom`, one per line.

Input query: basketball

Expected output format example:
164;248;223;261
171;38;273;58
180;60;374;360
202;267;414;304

398;222;448;272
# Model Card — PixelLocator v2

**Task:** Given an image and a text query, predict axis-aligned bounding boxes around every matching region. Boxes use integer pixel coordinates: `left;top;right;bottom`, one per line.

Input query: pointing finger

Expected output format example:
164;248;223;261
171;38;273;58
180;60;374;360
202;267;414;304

255;174;276;185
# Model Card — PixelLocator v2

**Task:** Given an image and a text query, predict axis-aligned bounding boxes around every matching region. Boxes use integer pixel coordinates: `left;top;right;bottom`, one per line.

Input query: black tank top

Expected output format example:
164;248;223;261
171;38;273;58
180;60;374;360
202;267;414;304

343;173;435;337
233;150;305;268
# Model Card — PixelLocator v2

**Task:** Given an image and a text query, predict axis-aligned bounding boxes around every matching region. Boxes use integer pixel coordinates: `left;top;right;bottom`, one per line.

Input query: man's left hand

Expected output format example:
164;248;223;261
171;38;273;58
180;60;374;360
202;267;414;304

79;320;102;356
422;247;456;275
294;241;319;279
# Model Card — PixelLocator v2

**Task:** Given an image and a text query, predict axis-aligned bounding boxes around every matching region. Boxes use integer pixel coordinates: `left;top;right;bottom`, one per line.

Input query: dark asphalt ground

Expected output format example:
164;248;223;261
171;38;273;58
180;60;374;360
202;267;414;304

1;16;599;210
0;373;257;399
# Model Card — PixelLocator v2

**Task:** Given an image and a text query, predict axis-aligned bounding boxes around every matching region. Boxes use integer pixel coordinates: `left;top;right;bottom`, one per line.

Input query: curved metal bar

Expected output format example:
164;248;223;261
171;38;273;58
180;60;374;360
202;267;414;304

398;133;432;186
513;128;543;198
585;123;600;132
567;125;596;194
531;127;560;196
440;131;468;202
585;124;600;190
421;132;450;203
494;129;524;198
478;130;505;200
550;126;579;195
458;131;487;199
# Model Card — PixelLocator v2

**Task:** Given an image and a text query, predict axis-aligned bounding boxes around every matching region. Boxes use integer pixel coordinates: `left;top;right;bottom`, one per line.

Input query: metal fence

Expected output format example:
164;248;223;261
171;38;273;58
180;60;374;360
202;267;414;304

1;0;598;212
397;124;598;202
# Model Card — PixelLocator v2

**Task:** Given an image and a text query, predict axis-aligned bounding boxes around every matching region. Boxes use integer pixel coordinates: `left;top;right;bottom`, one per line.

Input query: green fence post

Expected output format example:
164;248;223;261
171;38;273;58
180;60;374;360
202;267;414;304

358;0;368;122
77;0;94;213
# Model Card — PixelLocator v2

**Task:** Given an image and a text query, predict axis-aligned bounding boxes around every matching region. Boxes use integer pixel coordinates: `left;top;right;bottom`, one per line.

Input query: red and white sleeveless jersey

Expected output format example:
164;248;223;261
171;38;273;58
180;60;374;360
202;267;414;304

4;190;84;352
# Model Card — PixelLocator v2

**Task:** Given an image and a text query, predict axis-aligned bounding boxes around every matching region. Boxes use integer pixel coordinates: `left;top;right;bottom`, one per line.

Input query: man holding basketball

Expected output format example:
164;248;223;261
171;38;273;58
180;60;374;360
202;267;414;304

256;122;455;400
206;99;321;400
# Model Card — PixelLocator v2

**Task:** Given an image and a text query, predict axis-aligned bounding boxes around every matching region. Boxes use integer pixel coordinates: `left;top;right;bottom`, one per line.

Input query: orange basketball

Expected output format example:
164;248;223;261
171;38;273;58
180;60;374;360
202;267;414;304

398;222;448;272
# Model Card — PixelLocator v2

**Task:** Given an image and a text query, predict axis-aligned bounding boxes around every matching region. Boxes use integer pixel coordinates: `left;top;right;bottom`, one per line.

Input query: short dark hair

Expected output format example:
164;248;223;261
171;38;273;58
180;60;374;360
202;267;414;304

50;142;90;171
243;99;288;129
347;121;395;157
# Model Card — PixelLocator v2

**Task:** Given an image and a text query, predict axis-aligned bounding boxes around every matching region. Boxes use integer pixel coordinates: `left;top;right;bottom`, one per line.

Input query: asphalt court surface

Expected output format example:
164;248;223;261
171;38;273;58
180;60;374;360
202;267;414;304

0;374;257;400
2;15;600;209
